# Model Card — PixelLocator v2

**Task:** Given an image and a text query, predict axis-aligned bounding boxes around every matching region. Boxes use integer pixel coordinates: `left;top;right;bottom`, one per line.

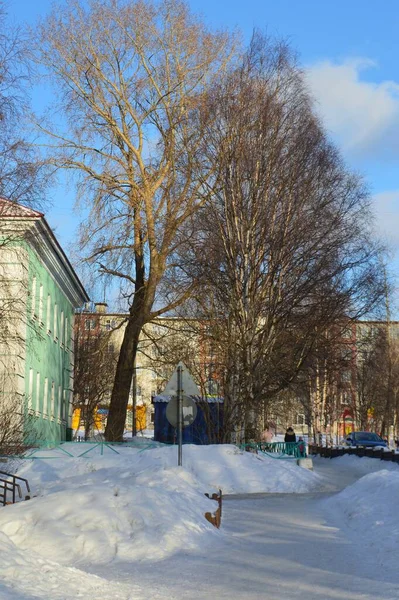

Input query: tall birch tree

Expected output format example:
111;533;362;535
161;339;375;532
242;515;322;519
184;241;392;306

184;34;385;442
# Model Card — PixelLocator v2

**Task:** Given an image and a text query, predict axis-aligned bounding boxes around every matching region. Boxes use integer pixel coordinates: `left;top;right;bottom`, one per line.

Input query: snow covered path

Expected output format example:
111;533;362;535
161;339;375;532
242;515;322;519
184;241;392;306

2;448;399;599
83;457;399;600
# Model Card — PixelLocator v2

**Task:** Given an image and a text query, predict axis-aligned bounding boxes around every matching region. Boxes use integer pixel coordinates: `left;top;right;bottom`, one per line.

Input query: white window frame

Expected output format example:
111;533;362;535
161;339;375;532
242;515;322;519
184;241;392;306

51;381;55;417
60;311;64;346
31;277;36;318
36;372;40;412
38;285;44;324
46;295;51;332
28;369;33;409
65;316;68;349
58;385;62;418
53;304;58;341
43;378;48;415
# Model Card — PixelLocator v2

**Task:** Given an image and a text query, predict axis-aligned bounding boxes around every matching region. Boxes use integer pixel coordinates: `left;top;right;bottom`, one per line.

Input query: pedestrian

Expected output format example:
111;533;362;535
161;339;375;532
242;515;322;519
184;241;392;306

260;428;273;443
284;426;296;443
260;427;273;452
284;426;296;455
298;437;306;457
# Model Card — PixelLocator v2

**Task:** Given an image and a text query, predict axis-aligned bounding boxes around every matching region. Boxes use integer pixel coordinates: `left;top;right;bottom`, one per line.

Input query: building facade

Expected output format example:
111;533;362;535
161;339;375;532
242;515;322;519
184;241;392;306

0;198;89;443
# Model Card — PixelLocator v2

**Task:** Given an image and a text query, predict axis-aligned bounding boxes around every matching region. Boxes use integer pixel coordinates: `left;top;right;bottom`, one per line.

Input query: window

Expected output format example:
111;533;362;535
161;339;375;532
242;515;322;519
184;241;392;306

62;390;66;421
31;277;36;318
38;285;44;324
53;304;58;340
85;319;97;331
60;311;64;346
58;386;62;418
43;378;48;415
341;390;351;405
65;316;68;348
342;370;352;383
51;381;55;417
28;369;33;409
46;295;51;332
342;327;352;339
150;411;155;424
296;413;306;426
341;347;351;361
105;319;116;331
106;343;115;354
36;372;40;411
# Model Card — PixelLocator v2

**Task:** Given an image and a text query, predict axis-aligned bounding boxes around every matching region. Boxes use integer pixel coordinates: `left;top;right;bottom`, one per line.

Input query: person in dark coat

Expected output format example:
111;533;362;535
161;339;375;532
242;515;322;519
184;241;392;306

284;426;296;455
284;426;296;443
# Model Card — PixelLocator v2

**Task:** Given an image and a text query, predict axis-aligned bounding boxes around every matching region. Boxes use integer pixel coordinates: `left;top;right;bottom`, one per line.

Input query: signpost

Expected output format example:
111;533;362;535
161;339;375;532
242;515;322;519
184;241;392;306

162;362;200;466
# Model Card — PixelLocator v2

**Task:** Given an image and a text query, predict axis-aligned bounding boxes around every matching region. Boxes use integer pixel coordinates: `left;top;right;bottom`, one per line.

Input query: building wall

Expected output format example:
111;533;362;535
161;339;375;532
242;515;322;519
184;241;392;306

24;243;76;442
0;211;88;445
0;245;29;412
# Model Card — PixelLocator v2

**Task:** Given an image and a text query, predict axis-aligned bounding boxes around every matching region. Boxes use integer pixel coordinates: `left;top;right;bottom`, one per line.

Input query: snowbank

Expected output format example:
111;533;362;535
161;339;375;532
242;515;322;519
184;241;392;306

325;468;399;545
0;444;322;569
323;457;399;574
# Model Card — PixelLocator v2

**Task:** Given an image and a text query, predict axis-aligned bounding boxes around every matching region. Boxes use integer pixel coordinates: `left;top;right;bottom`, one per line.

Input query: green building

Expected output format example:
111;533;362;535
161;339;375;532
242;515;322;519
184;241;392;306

0;198;89;444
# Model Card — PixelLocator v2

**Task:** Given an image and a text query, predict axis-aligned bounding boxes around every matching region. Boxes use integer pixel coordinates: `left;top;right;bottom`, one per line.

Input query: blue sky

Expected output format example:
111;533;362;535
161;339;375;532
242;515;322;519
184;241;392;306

8;0;399;303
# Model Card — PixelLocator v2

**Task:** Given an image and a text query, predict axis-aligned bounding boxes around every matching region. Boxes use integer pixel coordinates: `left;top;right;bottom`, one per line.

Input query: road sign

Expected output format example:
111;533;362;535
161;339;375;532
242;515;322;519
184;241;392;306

161;362;200;466
161;361;201;397
166;395;198;428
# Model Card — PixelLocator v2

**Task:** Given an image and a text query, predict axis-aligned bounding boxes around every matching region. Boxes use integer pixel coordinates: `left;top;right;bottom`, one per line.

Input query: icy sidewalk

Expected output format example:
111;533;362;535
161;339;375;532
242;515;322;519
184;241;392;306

85;488;399;600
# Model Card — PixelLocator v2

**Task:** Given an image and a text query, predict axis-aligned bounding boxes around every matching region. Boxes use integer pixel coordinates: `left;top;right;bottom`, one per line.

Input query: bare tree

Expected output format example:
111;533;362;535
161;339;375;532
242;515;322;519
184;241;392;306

73;313;118;440
32;0;235;440
183;33;385;442
355;323;399;437
0;5;46;205
0;7;49;455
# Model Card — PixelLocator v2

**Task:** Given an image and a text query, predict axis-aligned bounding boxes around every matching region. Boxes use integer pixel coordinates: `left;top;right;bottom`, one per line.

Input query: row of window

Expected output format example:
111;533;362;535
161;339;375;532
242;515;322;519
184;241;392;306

84;318;117;331
31;276;72;347
28;368;69;421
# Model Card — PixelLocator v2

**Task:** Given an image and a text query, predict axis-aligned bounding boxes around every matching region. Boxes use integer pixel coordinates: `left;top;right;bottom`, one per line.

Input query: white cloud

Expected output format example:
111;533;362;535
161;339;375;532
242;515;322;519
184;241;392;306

306;59;399;158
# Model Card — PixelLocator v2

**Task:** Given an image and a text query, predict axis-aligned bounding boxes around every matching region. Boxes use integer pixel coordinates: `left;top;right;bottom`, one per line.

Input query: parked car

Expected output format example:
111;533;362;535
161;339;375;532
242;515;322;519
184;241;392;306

345;431;388;448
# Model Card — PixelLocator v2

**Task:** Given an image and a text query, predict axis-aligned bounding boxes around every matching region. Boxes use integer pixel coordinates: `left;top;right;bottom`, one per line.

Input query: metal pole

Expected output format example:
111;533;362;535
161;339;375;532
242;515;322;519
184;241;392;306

177;365;183;466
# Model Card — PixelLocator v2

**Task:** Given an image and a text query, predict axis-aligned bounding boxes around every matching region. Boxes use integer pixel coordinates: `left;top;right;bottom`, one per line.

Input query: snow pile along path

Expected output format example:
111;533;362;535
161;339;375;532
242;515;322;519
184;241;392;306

0;443;325;599
0;463;217;567
0;444;322;569
324;468;399;561
0;530;140;600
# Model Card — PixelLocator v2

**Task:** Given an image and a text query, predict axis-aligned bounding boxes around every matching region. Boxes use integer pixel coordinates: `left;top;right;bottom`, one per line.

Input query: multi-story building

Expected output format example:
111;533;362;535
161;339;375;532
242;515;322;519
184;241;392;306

74;297;399;443
0;198;89;443
73;305;214;435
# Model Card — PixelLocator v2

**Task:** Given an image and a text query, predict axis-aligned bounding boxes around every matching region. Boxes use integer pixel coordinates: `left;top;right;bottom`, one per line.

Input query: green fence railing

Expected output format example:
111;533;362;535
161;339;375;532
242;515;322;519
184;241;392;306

238;441;306;459
0;439;162;460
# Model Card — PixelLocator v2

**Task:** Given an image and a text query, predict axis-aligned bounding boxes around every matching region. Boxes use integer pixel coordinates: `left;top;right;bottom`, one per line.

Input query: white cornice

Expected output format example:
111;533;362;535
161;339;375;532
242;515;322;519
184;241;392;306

0;217;89;307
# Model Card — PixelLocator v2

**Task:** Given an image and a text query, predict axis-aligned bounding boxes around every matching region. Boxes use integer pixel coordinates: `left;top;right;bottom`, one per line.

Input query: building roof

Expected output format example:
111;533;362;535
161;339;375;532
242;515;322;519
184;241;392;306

0;197;44;219
154;395;223;403
0;196;89;305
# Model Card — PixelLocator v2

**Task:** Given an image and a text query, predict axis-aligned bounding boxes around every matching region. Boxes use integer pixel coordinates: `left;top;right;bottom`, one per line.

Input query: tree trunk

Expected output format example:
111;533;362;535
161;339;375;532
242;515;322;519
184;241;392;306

104;314;142;441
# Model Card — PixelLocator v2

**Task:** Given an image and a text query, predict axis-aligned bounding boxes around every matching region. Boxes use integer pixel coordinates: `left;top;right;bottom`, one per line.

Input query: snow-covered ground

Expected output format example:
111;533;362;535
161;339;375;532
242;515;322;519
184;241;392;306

0;445;398;599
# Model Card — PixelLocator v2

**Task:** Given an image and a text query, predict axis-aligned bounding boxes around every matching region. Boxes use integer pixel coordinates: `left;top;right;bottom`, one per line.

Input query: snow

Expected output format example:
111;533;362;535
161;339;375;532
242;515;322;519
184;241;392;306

0;445;399;598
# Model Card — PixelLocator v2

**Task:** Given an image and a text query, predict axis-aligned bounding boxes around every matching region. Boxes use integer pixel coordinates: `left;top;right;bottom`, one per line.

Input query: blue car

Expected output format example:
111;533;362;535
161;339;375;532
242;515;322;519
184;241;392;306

345;431;388;448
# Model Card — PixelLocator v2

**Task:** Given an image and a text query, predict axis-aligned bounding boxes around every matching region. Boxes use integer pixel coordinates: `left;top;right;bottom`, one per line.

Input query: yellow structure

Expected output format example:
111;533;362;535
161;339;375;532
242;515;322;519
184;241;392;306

72;405;147;435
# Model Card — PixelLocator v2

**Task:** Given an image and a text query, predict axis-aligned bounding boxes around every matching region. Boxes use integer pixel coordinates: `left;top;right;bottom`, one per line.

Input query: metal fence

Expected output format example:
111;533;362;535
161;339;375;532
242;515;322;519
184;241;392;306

0;439;162;460
309;445;399;463
238;441;305;459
